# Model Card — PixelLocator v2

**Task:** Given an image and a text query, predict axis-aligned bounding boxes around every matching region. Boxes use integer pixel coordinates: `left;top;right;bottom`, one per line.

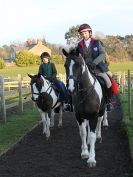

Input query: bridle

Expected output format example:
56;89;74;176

66;60;97;106
30;80;52;101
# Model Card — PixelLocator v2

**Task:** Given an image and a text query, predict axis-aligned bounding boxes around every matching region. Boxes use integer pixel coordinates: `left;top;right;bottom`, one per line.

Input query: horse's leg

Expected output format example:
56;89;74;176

58;104;63;127
50;110;55;128
96;116;103;143
41;112;50;139
103;108;108;128
87;117;97;167
87;120;91;145
41;112;47;135
45;113;50;139
78;119;89;159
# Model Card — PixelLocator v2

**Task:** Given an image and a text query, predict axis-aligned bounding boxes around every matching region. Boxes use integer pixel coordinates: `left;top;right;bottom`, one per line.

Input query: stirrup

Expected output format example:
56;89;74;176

106;103;114;112
63;104;71;112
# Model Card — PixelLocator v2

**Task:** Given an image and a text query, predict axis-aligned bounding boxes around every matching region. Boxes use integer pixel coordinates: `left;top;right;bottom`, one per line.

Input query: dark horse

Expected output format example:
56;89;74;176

62;48;108;167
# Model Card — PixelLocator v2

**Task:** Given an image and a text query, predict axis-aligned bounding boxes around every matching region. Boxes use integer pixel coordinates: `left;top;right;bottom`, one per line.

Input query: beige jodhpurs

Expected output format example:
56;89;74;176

98;72;112;88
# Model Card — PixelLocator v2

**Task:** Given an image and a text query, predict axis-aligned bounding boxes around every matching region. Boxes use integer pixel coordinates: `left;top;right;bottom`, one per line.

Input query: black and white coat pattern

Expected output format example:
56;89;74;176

63;49;108;167
28;74;63;139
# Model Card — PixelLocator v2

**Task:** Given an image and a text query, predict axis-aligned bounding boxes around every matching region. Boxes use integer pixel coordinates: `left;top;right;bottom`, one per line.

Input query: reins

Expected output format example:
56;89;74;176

75;77;96;108
31;78;60;109
72;63;97;107
32;84;52;96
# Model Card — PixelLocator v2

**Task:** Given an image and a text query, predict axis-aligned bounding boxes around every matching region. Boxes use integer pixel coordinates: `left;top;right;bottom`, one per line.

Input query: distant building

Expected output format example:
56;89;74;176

8;47;16;62
27;39;51;56
8;38;51;62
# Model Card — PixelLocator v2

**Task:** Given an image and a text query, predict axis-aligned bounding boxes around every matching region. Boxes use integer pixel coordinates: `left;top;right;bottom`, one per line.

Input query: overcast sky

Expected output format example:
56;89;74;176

0;0;132;46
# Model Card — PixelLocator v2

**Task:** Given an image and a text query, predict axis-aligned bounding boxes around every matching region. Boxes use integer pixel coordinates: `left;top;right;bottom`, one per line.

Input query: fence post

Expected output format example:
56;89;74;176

128;70;132;119
18;74;23;113
0;76;6;122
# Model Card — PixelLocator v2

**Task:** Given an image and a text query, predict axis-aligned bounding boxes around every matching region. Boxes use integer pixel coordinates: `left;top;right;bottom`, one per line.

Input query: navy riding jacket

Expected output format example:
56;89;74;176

77;38;108;72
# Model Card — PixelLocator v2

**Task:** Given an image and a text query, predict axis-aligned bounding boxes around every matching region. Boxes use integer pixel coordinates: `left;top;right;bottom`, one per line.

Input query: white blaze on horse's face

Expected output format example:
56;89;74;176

32;83;39;100
68;59;75;92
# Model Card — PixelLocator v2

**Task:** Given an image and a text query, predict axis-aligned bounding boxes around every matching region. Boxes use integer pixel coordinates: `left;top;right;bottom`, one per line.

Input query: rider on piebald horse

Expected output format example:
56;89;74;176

77;23;113;111
38;52;71;111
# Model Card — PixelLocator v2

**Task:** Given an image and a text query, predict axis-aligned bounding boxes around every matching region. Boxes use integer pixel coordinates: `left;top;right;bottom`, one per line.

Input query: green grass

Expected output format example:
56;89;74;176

126;121;133;159
0;64;65;77
0;104;40;154
0;62;133;78
109;62;133;73
119;94;133;159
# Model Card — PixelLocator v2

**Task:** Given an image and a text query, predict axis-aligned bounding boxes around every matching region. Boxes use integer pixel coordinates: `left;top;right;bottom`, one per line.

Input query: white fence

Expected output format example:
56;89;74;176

0;74;66;122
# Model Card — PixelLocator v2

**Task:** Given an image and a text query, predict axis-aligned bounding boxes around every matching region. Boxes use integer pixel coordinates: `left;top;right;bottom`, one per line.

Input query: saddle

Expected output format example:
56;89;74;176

96;76;108;98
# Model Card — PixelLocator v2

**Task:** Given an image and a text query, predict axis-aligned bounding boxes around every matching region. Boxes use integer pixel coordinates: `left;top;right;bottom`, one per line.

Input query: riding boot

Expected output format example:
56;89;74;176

63;94;73;112
106;87;114;112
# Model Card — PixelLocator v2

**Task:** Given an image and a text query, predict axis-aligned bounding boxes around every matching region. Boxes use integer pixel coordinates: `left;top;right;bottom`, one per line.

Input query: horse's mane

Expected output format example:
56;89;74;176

69;48;79;56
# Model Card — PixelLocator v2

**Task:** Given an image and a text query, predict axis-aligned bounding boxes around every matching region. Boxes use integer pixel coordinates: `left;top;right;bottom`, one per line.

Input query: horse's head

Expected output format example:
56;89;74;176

28;73;44;101
62;48;86;93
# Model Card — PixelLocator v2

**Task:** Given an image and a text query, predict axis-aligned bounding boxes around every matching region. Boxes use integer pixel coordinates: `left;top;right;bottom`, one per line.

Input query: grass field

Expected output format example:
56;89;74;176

0;103;40;154
0;64;65;77
0;62;133;77
109;62;133;73
119;94;133;159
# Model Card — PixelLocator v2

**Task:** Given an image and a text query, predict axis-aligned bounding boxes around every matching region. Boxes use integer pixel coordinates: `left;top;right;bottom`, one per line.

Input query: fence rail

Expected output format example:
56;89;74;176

1;71;132;122
0;74;66;122
113;70;133;119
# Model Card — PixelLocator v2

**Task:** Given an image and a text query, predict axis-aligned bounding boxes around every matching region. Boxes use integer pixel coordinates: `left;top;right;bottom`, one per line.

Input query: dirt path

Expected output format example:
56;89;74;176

0;100;133;177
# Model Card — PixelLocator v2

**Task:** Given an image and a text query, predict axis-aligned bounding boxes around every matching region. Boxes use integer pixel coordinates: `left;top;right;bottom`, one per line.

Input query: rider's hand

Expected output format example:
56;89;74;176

87;62;96;70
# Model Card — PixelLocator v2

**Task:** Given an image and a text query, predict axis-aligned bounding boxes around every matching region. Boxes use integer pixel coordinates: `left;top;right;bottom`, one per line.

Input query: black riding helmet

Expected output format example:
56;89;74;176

40;52;50;60
78;23;92;33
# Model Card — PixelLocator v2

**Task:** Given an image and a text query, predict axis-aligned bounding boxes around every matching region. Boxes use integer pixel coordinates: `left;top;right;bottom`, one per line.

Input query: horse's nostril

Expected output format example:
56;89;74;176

31;97;35;101
68;89;74;95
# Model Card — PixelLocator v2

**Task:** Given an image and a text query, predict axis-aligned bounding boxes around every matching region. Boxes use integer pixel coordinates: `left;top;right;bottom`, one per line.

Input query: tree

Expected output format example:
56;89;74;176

15;50;40;67
65;25;81;46
0;58;6;69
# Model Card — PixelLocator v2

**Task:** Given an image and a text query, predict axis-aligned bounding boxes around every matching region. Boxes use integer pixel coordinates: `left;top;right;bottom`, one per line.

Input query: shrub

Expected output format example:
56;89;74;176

51;54;64;64
15;50;41;67
0;58;6;69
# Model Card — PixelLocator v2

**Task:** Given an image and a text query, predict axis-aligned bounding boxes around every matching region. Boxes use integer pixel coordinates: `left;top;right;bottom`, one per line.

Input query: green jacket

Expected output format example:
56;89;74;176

38;62;57;81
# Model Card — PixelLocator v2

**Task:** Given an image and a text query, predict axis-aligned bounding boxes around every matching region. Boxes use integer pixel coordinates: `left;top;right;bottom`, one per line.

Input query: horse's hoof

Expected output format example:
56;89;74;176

81;153;89;159
46;137;50;140
87;159;96;168
96;137;102;143
50;124;54;128
103;126;108;130
46;134;50;140
81;155;89;159
43;131;45;134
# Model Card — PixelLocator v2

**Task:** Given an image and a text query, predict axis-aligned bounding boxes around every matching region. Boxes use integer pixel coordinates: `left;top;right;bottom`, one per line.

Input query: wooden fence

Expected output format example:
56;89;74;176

2;71;132;121
0;74;66;122
113;70;133;119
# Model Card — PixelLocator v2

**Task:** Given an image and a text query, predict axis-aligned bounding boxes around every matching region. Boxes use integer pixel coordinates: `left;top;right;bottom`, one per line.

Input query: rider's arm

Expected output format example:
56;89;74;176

93;41;106;65
51;63;57;79
38;64;43;75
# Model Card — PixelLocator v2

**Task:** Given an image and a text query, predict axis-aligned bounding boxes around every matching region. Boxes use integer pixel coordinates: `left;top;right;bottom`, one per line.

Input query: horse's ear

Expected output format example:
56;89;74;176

28;74;33;78
76;47;80;56
62;48;68;57
37;73;41;78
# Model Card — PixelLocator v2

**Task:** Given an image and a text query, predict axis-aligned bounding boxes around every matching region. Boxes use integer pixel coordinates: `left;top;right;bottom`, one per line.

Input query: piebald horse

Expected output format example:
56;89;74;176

62;49;108;167
28;74;63;139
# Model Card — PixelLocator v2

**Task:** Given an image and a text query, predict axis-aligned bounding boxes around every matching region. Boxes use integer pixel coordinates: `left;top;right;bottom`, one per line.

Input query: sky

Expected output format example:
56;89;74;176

0;0;133;46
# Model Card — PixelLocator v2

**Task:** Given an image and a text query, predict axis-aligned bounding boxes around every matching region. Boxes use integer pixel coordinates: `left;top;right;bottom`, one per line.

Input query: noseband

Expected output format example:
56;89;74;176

31;82;52;101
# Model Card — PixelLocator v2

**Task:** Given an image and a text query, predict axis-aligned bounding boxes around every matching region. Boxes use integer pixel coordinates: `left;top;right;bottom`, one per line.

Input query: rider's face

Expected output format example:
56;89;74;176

80;31;91;40
42;57;49;63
